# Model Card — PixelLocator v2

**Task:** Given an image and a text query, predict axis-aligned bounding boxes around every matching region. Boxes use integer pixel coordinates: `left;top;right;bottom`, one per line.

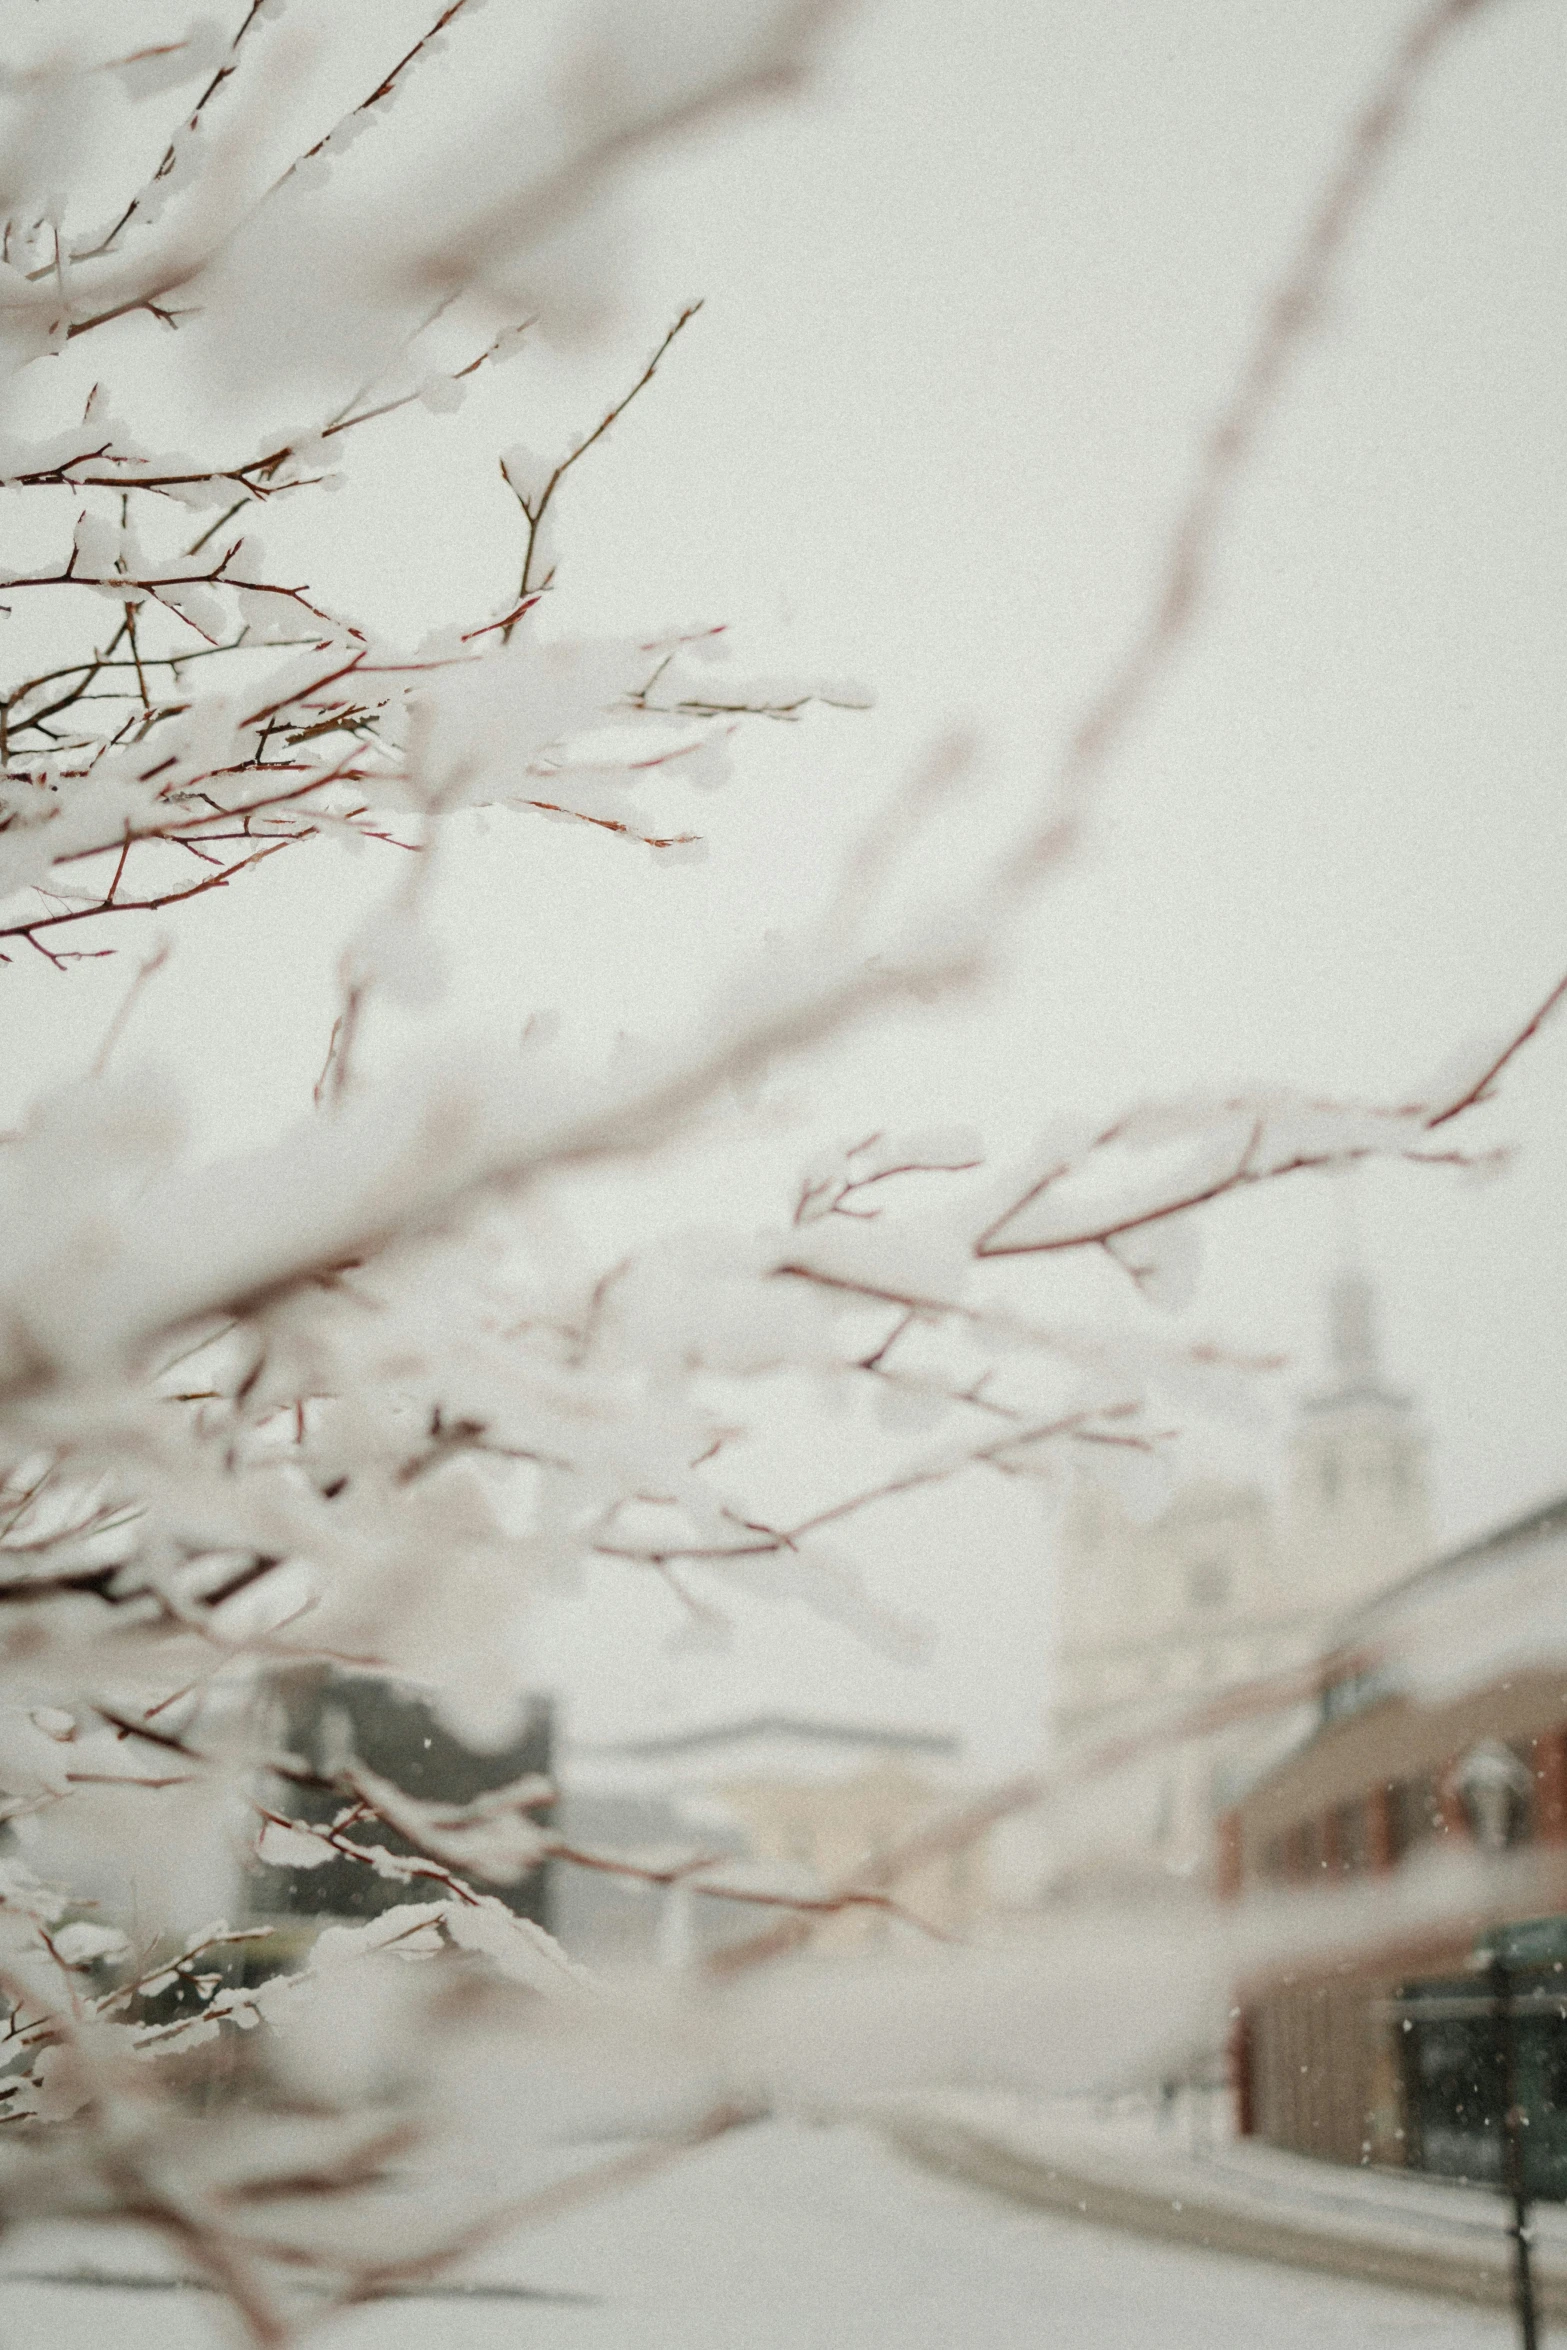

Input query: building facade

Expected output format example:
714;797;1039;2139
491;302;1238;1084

1221;1494;1567;2192
1051;1266;1432;1888
247;1667;555;1931
554;1715;979;1964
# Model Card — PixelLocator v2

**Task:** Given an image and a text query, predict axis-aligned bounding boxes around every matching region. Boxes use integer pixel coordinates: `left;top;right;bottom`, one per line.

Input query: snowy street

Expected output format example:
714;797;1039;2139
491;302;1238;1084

0;2119;1522;2350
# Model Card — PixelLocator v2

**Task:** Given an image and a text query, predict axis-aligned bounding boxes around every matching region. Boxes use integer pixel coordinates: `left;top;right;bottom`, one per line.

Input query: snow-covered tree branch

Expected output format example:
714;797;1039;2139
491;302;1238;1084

0;0;1555;2336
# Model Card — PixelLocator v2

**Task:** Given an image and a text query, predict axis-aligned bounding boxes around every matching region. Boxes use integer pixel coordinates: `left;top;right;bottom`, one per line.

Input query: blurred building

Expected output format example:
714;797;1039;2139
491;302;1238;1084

246;1668;554;1932
1051;1262;1432;1888
553;1715;979;1965
237;1691;983;1973
1222;1493;1567;2192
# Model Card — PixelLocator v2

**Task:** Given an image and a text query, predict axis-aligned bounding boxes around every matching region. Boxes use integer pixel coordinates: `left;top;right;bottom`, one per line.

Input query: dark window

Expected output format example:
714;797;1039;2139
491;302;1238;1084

1544;2044;1567;2115
1393;1774;1444;1859
1335;1800;1368;1875
251;1668;554;1930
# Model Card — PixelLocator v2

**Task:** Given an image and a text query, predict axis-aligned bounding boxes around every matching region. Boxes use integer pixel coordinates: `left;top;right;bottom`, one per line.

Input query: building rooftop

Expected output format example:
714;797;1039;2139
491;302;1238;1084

562;1714;963;1792
1325;1486;1567;1662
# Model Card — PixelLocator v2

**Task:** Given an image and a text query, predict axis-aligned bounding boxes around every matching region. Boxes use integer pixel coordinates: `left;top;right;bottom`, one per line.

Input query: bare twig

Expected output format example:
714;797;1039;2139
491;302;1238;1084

89;940;170;1076
1004;0;1509;892
501;305;702;615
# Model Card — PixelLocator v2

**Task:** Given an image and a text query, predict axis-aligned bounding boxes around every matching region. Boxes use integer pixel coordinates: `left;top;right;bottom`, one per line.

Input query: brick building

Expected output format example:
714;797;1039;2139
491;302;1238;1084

1220;1493;1567;2189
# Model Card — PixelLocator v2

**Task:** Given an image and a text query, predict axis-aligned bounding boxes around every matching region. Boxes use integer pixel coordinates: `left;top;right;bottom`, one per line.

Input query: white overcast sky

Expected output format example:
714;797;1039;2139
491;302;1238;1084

9;0;1565;1768
541;0;1567;1764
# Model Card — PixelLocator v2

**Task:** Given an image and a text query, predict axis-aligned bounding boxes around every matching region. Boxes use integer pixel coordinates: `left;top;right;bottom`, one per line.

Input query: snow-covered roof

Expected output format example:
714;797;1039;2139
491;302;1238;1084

561;1714;962;1792
1322;1487;1567;1699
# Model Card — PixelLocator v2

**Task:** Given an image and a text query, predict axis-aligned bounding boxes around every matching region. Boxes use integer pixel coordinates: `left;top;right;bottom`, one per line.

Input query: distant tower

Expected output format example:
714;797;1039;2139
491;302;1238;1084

1283;1263;1432;1613
1046;1228;1433;1897
1053;1475;1279;1746
1049;1469;1293;1890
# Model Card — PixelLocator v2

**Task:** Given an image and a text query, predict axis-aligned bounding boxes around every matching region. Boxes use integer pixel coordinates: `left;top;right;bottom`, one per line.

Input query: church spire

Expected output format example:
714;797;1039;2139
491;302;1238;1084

1322;1170;1386;1396
1285;1194;1432;1605
1327;1267;1381;1390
